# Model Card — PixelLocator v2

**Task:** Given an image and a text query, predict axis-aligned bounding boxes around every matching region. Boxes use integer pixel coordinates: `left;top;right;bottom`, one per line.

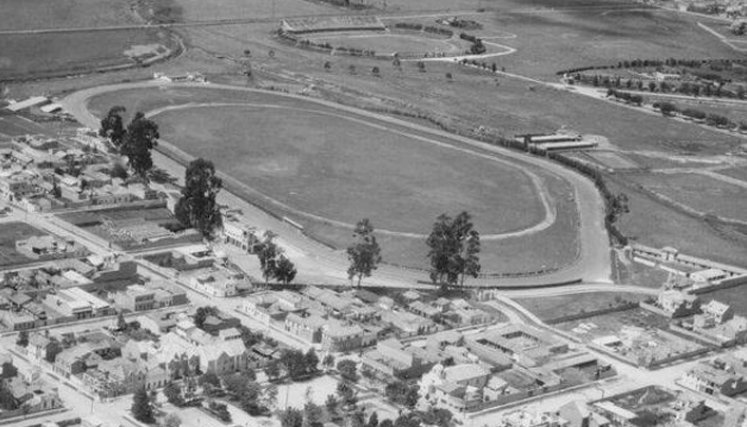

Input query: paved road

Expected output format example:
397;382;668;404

61;80;612;288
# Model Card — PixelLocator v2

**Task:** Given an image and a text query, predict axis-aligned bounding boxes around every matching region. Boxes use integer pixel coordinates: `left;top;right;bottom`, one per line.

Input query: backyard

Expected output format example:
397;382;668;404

0;221;48;268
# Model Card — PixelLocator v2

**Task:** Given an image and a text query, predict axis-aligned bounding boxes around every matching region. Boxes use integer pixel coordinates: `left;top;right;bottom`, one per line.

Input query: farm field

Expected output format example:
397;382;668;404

626;172;747;222
0;221;47;268
0;0;140;31
0;29;177;81
514;292;649;323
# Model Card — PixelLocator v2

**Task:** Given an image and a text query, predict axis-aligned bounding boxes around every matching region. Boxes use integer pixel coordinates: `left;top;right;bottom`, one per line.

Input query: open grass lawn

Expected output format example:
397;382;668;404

154;104;542;233
698;285;747;317
514;292;648;322
307;33;465;56
173;0;334;21
608;177;747;268
0;0;139;31
639;95;747;125
717;167;747;184
487;1;741;79
626;172;747;222
0;221;46;267
0;29;174;80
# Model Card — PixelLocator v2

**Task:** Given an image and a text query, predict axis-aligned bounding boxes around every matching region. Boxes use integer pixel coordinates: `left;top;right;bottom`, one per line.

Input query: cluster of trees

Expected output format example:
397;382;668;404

547;152;628;245
425;212;481;288
255;232;297;285
266;348;320;381
131;386;156;423
558;57;746;76
384;380;419;408
652;101;740;129
99;107;160;179
459;32;485;54
606;89;643;105
336;359;358;382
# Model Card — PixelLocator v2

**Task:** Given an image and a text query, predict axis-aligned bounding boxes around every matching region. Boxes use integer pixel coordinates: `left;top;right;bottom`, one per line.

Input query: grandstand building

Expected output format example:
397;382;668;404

281;15;385;34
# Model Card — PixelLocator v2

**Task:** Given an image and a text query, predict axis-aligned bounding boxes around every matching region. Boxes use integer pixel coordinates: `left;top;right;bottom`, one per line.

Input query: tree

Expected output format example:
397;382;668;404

163;381;184;407
348;65;356;75
658;102;676;116
325;394;339;417
266;359;282;381
336;381;357;407
131;386;155;423
110;162;128;179
384;380;419;409
117;312;127;331
121;112;159;179
324;61;332;71
263;384;279;409
199;372;221;389
174;158;223;238
322;354;335;370
0;362;17;380
425;212;481;288
372;66;380;77
209;401;232;422
417;61;426;72
275;255;297;285
336;359;358;382
280;408;304;427
367;412;379;427
256;231;281;285
346;219;382;287
16;331;28;348
45;339;62;363
164;414;181;427
379;420;394;427
304;349;320;374
303;402;324;427
445;72;453;82
99;106;127;149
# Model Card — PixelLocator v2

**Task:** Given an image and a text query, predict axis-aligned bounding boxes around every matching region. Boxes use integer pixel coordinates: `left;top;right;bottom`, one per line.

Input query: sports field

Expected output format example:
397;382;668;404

0;29;176;81
88;86;579;272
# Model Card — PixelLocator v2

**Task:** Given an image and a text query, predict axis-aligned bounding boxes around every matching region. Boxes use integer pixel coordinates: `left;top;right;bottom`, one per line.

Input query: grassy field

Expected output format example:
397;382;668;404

0;0;139;30
514;292;648;322
0;29;175;81
626;172;747;222
608;177;747;268
153;104;546;235
0;222;47;267
717;167;747;183
486;1;741;79
171;0;334;21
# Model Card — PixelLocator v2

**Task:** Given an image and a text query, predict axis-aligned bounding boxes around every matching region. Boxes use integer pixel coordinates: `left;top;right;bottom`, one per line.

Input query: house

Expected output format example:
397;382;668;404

381;310;437;337
3;376;62;413
419;363;492;413
43;288;111;319
27;333;55;362
186;267;246;297
87;357;168;394
362;338;434;377
701;300;734;324
200;311;241;335
680;361;747;397
110;284;156;312
499;410;570;427
558;401;611;427
321;321;364;352
657;290;700;318
285;312;326;344
222;217;261;252
448;306;492;326
53;345;102;377
15;235;87;260
137;312;178;335
240;290;307;326
408;301;440;319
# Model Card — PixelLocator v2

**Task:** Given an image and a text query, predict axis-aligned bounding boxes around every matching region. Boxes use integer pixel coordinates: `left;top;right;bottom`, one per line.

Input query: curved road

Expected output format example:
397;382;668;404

61;81;611;288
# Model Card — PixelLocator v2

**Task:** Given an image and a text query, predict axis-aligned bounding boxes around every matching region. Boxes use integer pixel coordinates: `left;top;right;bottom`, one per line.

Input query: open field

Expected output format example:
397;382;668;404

170;0;334;21
0;28;177;81
626;172;747;222
486;1;742;79
0;221;47;267
717;167;747;183
608;177;747;268
0;0;140;31
514;292;649;322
